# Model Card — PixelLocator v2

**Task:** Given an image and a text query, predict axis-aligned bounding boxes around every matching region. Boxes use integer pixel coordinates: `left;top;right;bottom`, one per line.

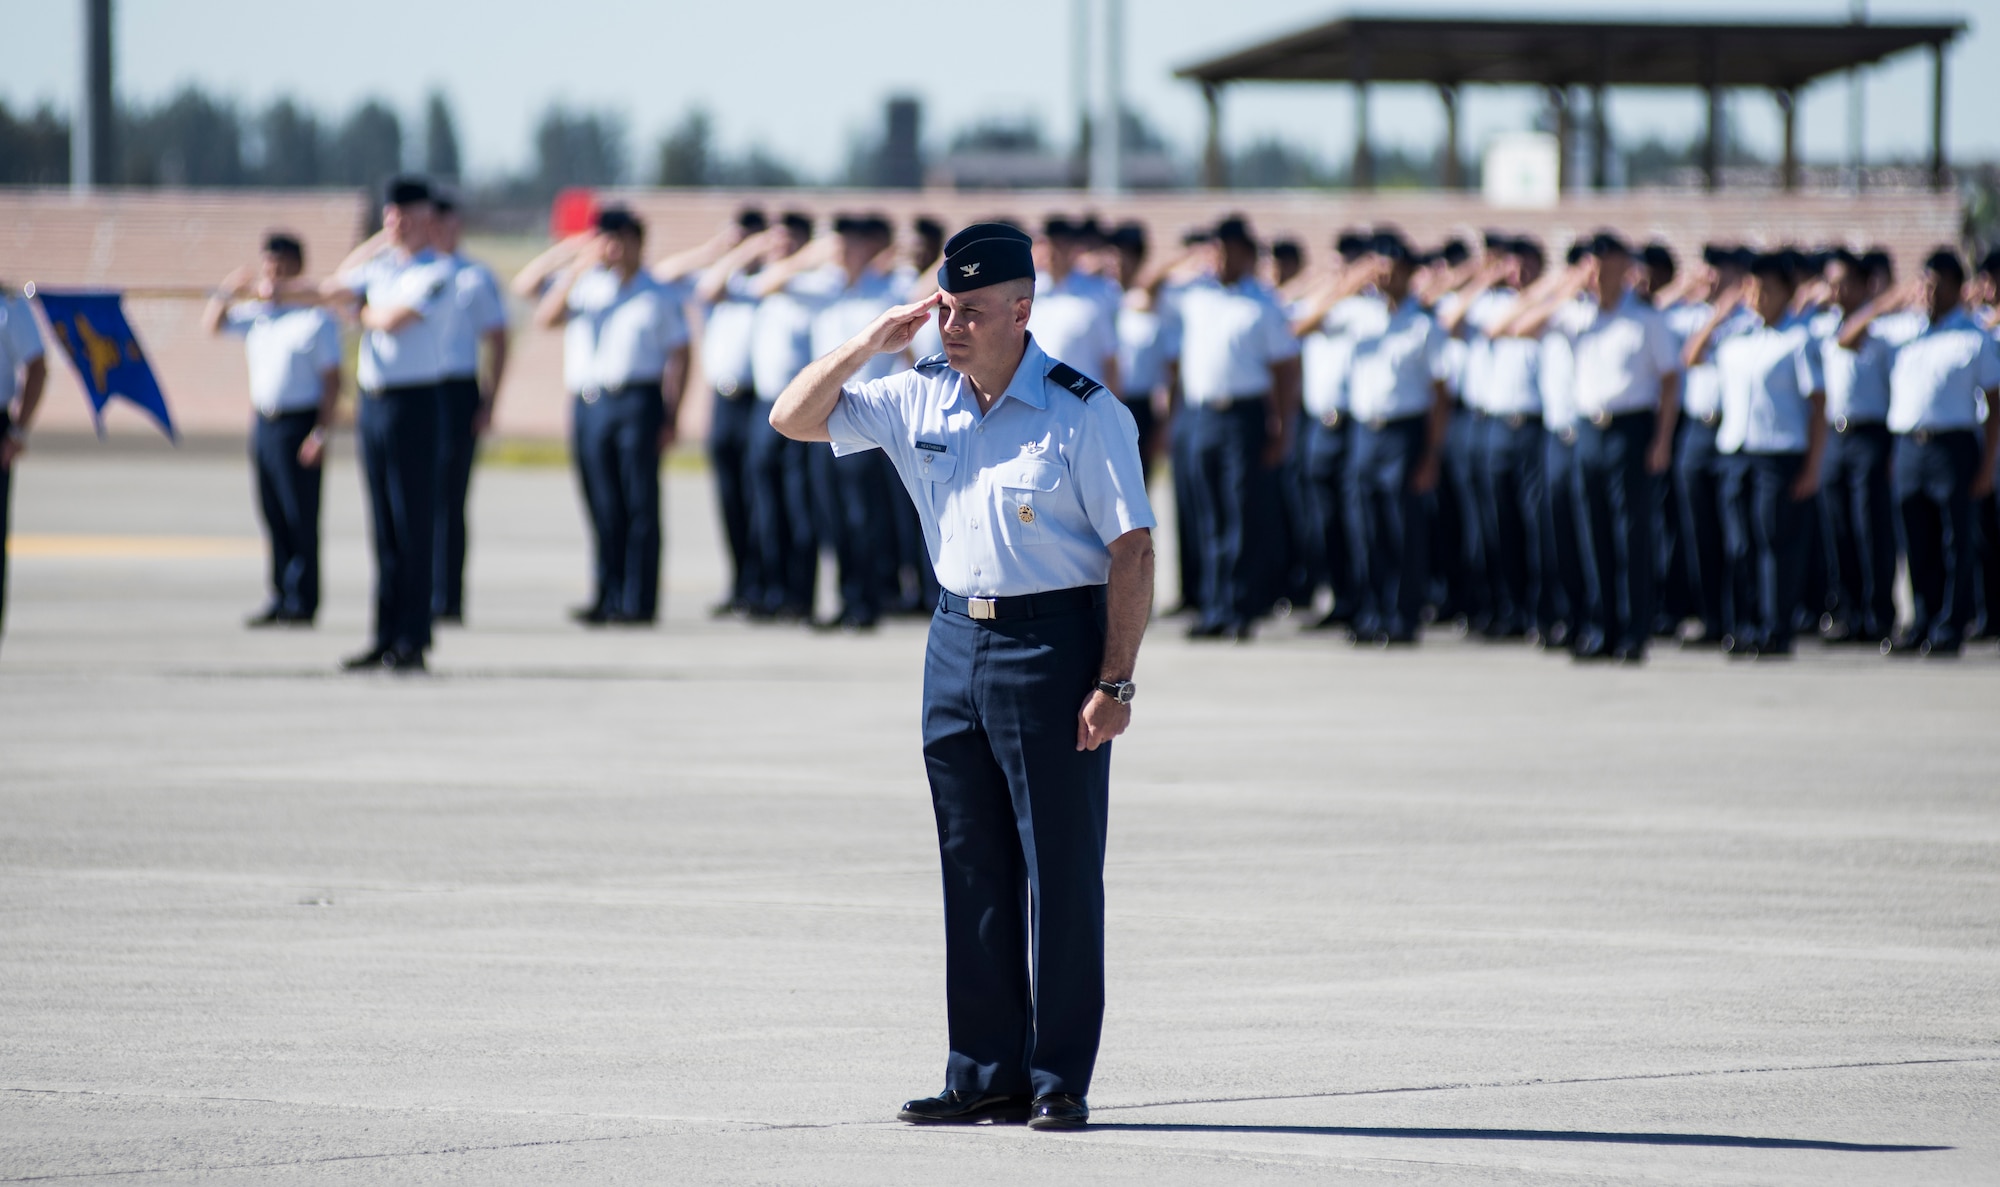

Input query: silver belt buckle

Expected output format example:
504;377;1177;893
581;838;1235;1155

580;387;602;405
967;596;997;621
1589;409;1612;428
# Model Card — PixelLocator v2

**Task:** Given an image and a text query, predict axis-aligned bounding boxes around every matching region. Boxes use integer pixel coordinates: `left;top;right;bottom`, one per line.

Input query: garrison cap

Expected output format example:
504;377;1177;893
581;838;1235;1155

1922;247;1966;283
1483;229;1511;251
1747;251;1794;280
833;213;893;237
780;211;815;238
913;216;945;243
1182;227;1214;247
1213;215;1256;247
737;208;768;233
1438;238;1470;267
595;206;644;237
429;184;462;215
384;174;432;206
1508;235;1545;263
1271;238;1302;263
1043;216;1083;240
1107;221;1147;253
1640;242;1676;272
1824;247;1862;272
1370;230;1416;264
1565;241;1587;266
1335;229;1371;260
1859;248;1893;280
262;232;304;260
939;222;1035;293
1584;230;1632;258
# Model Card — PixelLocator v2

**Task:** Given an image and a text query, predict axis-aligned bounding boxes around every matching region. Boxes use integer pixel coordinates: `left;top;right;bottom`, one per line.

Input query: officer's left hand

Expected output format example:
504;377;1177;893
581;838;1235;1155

1645;435;1673;475
1974;468;1996;499
1077;691;1130;752
472;399;493;437
1409;453;1440;494
1788;465;1820;501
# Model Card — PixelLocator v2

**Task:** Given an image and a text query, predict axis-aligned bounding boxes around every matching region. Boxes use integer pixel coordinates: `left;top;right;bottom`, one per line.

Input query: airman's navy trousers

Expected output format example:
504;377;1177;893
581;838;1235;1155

922;594;1110;1100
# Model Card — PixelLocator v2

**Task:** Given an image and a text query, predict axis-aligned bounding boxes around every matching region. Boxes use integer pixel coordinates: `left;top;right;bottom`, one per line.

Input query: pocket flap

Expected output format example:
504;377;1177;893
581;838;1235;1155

916;452;958;481
998;460;1062;492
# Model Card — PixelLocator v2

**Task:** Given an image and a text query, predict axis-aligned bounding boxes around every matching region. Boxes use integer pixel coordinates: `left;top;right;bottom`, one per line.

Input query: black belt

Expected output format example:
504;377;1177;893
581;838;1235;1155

1584;408;1655;429
1832;416;1885;434
257;407;319;424
1692;410;1721;428
576;381;663;405
1484;411;1534;430
1357;412;1426;433
1198;393;1268;412
714;379;755;400
1904;428;1974;446
940;585;1106;621
364;382;437;400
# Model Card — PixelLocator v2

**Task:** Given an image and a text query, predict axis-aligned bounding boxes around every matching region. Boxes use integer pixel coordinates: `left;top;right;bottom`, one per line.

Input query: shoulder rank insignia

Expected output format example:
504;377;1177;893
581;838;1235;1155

1046;361;1103;400
914;352;951;372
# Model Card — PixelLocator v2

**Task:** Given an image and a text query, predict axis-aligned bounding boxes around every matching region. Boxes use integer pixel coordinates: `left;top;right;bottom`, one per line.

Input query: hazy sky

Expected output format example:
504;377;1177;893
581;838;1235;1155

4;0;1995;181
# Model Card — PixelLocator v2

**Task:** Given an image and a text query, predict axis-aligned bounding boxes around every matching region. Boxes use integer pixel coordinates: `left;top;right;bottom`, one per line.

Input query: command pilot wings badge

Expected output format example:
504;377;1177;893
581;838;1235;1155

959;261;981;278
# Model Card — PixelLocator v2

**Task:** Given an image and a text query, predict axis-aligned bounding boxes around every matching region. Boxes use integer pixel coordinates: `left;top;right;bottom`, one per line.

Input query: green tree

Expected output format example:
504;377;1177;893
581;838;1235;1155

255;98;325;186
331;100;403;187
654;107;712;186
424;91;461;181
0;101;70;185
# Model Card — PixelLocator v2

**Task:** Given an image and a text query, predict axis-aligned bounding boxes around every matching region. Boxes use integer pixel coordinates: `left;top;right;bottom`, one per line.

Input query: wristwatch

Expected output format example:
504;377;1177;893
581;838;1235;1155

1095;679;1136;705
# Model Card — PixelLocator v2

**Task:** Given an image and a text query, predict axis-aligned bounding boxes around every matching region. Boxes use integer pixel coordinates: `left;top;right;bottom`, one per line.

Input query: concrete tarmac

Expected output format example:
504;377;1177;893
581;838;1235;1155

2;443;1996;1185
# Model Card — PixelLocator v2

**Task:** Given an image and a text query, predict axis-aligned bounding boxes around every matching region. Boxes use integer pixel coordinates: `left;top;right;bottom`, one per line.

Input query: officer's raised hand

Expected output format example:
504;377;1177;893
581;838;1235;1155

863;292;944;356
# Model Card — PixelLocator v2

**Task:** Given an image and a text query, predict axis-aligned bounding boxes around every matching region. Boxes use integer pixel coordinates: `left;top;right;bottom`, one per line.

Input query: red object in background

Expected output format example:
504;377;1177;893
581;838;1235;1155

549;188;600;239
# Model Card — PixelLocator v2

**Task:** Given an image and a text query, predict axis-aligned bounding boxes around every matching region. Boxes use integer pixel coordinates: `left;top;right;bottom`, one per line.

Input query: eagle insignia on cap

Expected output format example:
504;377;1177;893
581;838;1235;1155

959;262;982;278
1017;504;1035;524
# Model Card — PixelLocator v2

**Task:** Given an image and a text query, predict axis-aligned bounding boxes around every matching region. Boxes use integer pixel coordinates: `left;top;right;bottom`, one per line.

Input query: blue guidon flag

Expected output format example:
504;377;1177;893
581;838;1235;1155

29;286;176;441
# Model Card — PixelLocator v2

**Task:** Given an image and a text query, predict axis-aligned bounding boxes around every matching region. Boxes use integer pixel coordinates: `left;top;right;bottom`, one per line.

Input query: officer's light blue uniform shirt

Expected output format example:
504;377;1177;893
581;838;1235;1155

338;248;456;391
0;295;46;403
1551;291;1680;419
825;335;1156;598
805;265;905;383
1716;312;1825;455
562;268;691;394
1339;295;1449;424
1117;298;1178;400
1461;288;1541;417
701;273;760;395
1884;307;2000;433
438;254;507;381
223;303;343;416
749;275;824;399
1809;306;1893;426
1174;276;1298;405
1029;271;1120;392
1298;297;1361;420
1539;329;1578;432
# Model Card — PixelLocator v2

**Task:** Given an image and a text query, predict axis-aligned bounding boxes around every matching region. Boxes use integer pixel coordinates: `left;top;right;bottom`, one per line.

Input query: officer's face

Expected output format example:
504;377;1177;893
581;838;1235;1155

1747;273;1793;324
1827;261;1867;312
1592;250;1631;303
1921;268;1963;319
1514;254;1542;289
383;201;433;249
599;230;643;272
259;250;302;284
937;282;1033;371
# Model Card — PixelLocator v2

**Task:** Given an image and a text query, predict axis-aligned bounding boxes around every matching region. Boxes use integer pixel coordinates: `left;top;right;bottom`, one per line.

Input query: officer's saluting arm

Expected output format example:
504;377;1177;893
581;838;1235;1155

770;293;942;442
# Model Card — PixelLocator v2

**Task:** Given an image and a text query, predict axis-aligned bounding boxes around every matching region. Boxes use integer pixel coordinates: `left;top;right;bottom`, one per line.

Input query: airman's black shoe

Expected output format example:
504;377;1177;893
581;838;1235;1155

897;1090;1031;1125
1028;1093;1088;1130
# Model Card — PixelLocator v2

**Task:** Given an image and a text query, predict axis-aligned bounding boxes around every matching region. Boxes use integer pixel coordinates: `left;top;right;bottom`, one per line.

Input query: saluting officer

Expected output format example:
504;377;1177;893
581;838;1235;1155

1173;215;1301;640
204;233;343;628
1690;252;1827;657
1337;232;1452;645
1840;248;2000;656
1504;232;1681;662
1287;230;1373;629
532;207;691;626
429;189;510;625
1030;218;1122;397
1812;249;1900;645
0;280;48;645
328;175;459;672
772;223;1154;1132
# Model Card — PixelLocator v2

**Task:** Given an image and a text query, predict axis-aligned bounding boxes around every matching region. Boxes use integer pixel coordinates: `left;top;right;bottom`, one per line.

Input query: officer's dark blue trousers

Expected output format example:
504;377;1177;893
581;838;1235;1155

358;385;439;654
1122;395;1159;488
1894;430;1980;648
746;400;815;616
809;445;895;624
1674;418;1729;640
1574;411;1656;653
1720;451;1809;651
1653;423;1694;632
1304;416;1355;620
1185;399;1269;630
1267;409;1317;609
1541;429;1586;637
1819;422;1896;640
432;377;481;618
707;386;759;610
923;598;1110;1099
1477;414;1543;636
252;409;324;620
573;386;666;621
1168;405;1204;611
1345;415;1431;640
1436;406;1487;625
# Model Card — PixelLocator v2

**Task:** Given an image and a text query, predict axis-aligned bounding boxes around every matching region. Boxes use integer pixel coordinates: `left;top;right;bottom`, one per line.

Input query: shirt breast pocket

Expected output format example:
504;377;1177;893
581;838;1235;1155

916;451;958;535
997;460;1063;546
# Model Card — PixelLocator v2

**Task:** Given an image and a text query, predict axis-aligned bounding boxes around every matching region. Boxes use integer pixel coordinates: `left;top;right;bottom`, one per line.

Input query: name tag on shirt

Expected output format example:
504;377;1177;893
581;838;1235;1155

915;441;948;453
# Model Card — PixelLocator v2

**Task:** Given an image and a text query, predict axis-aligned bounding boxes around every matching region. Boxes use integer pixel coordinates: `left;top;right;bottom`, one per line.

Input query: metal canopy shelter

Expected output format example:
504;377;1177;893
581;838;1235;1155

1175;15;1965;192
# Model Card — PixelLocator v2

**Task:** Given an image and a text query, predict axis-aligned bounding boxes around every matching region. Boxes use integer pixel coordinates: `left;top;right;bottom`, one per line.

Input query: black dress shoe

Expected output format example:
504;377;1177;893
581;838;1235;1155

1881;633;1925;657
1028;1093;1089;1131
1185;621;1227;640
339;647;388;671
433;611;464;627
897;1090;1031;1125
1610;643;1647;664
245;606;285;628
1308;608;1355;630
382;647;427;673
570;604;611;625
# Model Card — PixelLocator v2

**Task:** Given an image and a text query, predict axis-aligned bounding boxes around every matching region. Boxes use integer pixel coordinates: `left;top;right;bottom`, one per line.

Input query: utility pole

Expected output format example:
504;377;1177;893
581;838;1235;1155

73;0;115;191
1089;0;1124;196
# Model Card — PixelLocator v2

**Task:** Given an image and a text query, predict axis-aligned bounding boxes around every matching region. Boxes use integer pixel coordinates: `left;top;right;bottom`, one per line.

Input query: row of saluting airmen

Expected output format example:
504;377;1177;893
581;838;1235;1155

5;174;1998;666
